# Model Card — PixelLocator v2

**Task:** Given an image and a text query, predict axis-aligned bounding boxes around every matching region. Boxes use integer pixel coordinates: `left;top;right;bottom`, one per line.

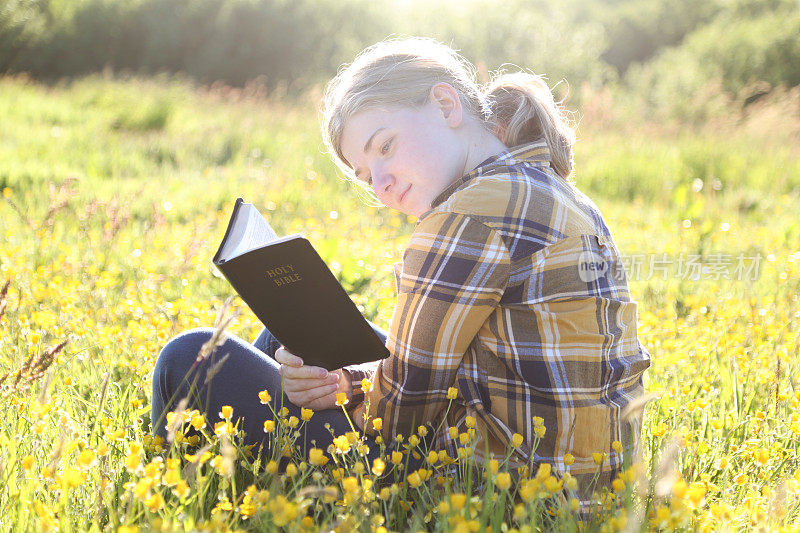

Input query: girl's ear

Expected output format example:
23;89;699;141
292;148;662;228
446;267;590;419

429;83;463;128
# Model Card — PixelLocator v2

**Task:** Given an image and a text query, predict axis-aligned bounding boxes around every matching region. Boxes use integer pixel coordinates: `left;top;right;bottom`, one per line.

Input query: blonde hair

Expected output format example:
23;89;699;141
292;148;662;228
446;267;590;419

321;37;575;185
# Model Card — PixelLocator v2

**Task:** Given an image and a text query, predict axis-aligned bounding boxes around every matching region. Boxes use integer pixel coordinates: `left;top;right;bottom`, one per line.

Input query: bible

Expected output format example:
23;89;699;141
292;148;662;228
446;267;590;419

212;197;389;370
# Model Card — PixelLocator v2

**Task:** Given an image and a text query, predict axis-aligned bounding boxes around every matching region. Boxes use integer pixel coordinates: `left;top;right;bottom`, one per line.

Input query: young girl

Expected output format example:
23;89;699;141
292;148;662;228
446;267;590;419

152;37;650;506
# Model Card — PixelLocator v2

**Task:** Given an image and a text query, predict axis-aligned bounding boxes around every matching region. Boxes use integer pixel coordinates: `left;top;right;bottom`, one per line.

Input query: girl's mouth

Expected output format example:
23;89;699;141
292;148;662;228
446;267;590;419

399;185;411;205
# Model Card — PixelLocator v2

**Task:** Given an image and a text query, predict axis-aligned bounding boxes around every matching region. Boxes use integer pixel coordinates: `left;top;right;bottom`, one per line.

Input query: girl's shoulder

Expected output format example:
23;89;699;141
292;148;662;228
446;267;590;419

427;164;613;249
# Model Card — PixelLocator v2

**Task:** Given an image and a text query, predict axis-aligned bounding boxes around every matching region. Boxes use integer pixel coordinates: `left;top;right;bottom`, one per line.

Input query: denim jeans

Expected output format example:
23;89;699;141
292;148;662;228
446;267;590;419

151;324;425;475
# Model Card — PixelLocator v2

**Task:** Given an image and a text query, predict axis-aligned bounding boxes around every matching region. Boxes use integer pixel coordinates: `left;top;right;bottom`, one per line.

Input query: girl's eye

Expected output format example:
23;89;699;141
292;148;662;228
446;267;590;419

380;138;392;155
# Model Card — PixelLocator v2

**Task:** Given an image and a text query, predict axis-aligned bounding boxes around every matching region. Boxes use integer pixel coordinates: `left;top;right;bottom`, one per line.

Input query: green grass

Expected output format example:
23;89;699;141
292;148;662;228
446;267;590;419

1;74;799;531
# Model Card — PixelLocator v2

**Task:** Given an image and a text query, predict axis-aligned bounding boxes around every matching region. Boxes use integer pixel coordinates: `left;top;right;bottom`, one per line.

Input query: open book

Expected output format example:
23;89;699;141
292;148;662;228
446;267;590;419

212;198;389;370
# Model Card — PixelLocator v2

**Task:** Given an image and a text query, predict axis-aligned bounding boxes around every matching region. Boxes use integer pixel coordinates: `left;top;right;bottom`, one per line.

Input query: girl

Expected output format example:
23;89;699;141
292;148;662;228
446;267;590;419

152;37;650;506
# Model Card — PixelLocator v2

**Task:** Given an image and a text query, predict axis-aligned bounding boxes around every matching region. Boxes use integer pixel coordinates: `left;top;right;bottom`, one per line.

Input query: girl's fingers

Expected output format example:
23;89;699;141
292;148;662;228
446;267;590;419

282;373;340;393
280;364;332;381
288;384;340;407
304;391;340;411
275;346;304;367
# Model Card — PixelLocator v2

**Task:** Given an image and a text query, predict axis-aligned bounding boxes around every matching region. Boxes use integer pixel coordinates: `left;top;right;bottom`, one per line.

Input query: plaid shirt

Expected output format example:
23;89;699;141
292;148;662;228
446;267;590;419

346;140;650;499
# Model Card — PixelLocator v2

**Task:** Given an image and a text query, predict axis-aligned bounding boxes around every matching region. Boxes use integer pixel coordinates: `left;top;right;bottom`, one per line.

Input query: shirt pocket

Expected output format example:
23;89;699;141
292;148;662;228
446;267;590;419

506;234;625;306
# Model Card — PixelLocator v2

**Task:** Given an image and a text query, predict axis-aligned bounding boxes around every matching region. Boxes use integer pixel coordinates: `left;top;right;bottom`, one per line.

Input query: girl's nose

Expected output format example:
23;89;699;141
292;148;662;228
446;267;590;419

372;167;395;197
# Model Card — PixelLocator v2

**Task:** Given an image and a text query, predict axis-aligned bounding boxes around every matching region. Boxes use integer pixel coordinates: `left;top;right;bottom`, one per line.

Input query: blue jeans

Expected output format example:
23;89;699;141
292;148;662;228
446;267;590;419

151;324;425;474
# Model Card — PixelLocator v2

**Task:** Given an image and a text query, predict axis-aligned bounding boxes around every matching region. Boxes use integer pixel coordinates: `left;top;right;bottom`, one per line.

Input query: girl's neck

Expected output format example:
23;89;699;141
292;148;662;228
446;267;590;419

461;124;508;177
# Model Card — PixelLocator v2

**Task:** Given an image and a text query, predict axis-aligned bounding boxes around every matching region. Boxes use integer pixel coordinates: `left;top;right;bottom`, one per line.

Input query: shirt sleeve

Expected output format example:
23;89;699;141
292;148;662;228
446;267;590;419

341;361;380;408
362;211;510;439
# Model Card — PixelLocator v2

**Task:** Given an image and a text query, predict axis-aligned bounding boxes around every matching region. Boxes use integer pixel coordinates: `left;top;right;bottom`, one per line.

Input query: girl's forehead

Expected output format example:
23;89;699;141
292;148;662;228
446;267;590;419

347;107;403;129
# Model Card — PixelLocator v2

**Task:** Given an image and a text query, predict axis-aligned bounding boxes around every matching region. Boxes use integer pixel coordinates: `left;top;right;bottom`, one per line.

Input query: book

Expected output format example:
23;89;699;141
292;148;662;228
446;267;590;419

212;198;389;371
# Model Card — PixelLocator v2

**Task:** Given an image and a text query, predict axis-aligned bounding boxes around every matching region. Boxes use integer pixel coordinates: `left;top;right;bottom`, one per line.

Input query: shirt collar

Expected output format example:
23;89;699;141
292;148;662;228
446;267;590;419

430;139;551;209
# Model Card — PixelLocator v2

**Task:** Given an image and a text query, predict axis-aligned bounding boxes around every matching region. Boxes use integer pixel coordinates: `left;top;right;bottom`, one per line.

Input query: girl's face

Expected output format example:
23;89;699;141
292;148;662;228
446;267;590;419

339;92;468;217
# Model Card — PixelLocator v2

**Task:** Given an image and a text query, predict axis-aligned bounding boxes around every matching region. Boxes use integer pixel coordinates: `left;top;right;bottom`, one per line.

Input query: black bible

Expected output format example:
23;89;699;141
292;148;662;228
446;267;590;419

212;198;389;370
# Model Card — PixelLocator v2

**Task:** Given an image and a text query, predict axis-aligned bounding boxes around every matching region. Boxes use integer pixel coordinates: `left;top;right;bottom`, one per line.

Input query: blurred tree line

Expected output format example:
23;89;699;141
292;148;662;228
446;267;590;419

1;0;798;117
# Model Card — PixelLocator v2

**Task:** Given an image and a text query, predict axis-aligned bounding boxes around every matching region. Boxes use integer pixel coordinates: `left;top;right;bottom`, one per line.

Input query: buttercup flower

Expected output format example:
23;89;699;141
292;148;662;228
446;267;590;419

258;390;271;404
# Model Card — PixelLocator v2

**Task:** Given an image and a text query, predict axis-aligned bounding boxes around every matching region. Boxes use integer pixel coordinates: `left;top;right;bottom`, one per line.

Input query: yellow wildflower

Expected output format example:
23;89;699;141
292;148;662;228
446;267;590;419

672;479;688;498
309;448;328;467
190;412;206;430
258;390;271;404
144;493;164;511
333;435;351;454
450;493;467;510
536;462;551;480
544;476;562;492
496;472;511;490
76;449;97;470
125;453;141;472
687;482;706;505
214;420;233;436
592;452;606;465
163;468;181;487
61;467;85;489
653;423;668;437
754;448;769;466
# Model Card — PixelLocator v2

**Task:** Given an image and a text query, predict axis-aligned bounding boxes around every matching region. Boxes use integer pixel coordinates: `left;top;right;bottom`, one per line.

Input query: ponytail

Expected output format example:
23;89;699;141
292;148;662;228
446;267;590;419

483;72;576;180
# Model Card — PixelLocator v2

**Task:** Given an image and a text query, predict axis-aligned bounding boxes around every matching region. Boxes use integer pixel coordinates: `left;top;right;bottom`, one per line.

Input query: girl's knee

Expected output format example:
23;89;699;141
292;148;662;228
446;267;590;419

153;327;217;379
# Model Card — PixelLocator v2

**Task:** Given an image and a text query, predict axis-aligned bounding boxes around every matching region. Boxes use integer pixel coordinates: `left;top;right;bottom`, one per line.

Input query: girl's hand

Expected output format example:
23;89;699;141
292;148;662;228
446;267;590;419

275;346;348;410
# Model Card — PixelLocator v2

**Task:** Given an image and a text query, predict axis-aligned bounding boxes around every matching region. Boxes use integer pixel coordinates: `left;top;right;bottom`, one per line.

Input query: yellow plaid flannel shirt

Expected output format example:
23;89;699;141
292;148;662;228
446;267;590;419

345;139;650;497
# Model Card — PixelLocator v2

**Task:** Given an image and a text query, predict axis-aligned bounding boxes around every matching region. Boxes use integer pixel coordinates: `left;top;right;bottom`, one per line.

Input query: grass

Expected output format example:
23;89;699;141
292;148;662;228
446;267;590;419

0;74;799;531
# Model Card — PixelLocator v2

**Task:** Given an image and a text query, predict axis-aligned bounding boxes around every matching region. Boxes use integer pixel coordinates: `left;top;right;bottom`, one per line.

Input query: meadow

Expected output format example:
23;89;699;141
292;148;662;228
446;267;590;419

1;74;799;531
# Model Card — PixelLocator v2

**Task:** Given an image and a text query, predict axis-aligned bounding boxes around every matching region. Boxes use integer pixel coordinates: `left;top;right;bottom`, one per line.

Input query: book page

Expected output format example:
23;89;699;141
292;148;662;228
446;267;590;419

230;203;279;258
217;202;280;262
